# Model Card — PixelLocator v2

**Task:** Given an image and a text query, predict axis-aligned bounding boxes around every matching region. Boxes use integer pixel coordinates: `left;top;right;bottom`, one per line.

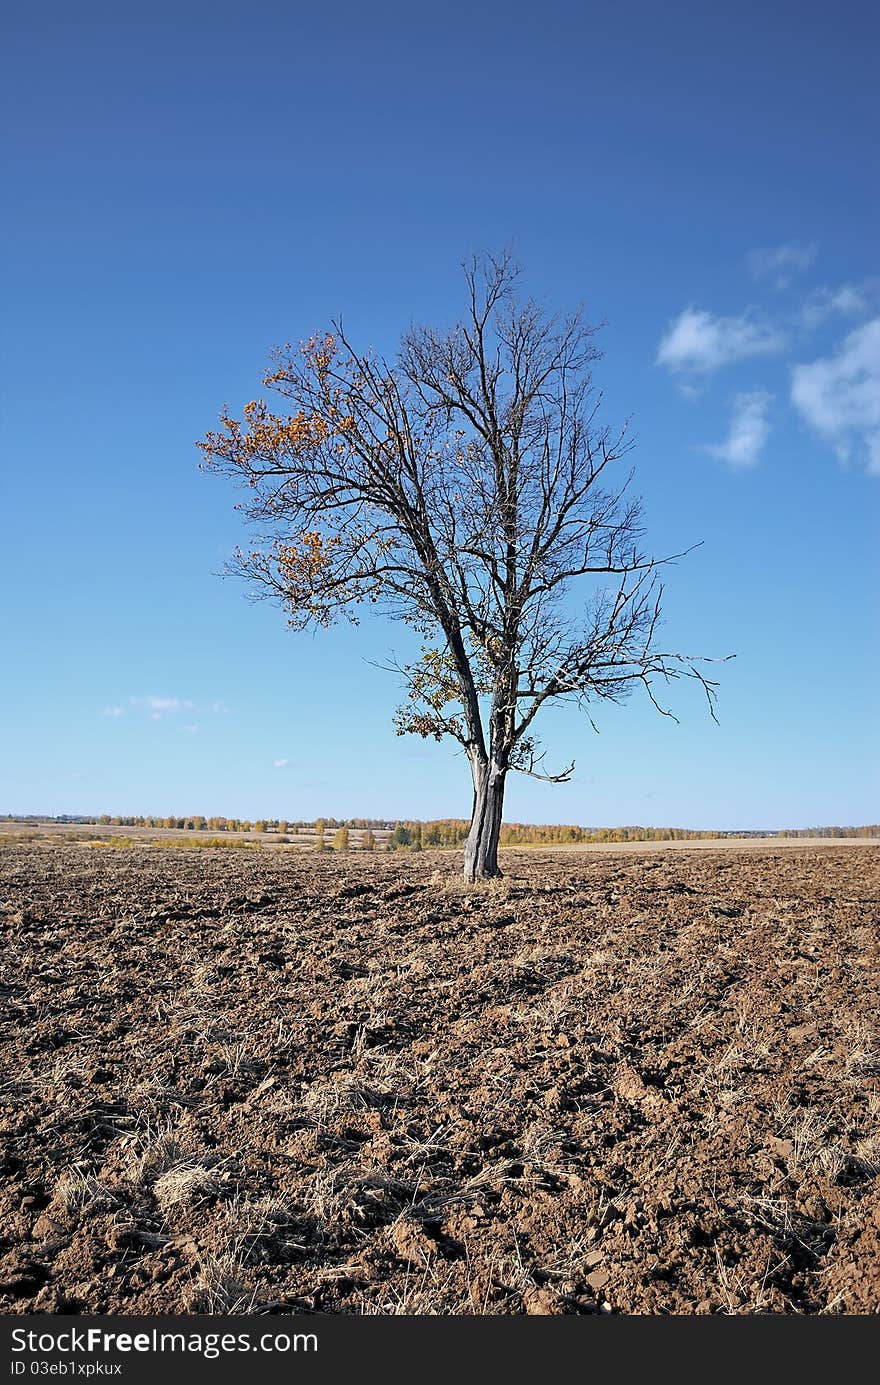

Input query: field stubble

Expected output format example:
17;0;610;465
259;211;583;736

0;842;878;1315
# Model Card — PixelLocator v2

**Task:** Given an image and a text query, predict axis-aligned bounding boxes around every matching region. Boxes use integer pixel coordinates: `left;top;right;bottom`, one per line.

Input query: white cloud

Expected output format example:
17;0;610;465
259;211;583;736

183;725;199;734
657;307;784;375
748;240;818;288
128;695;195;720
273;758;289;769
703;391;773;469
800;281;875;330
791;317;880;475
102;706;125;717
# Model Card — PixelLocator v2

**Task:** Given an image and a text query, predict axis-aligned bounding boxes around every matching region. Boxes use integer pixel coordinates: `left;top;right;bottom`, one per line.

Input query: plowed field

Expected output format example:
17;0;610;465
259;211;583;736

1;843;877;1314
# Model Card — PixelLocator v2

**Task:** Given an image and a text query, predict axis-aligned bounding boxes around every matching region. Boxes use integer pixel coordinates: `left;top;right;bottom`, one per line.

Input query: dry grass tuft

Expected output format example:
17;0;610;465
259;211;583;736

221;1193;306;1262
183;1252;259;1314
153;1162;225;1212
54;1169;122;1214
845;1018;880;1078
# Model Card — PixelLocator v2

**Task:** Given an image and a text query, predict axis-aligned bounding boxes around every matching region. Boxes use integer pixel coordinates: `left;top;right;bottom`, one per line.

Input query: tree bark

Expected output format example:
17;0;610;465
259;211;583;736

463;756;506;881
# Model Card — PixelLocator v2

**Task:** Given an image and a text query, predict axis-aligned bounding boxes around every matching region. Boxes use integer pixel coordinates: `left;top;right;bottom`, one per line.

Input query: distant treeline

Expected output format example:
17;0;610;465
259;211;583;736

394;822;726;847
4;815;878;842
499;823;880;842
2;815;398;833
775;825;880;838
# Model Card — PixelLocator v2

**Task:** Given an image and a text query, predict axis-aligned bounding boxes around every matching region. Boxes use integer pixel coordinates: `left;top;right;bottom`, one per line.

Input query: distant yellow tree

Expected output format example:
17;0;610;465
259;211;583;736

362;829;376;851
333;826;350;850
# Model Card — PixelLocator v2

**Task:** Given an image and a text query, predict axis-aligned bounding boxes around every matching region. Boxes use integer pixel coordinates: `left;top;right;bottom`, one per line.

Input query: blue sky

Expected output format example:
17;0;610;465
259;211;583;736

1;0;877;828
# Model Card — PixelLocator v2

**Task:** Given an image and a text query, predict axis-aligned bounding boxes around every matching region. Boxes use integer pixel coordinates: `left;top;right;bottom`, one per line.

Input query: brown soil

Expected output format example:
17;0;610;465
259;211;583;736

1;843;878;1315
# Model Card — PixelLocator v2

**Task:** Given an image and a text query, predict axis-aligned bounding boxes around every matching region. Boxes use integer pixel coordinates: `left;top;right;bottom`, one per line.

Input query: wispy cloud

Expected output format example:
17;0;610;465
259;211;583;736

748;240;817;289
134;695;194;712
791;317;880;475
104;696;220;724
128;695;195;720
116;695;228;727
273;757;289;769
703;391;773;469
800;281;876;330
657;307;784;376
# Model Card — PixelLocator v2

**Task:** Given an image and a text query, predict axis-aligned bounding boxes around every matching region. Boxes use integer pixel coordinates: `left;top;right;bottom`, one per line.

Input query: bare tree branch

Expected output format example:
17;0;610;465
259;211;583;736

200;254;729;878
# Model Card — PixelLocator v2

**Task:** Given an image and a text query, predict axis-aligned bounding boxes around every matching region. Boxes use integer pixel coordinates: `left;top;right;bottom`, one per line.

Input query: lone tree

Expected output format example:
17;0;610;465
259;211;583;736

200;254;724;881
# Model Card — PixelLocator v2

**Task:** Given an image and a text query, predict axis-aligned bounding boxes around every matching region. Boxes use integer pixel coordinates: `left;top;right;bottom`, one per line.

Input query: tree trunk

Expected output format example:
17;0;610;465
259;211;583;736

463;757;506;881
